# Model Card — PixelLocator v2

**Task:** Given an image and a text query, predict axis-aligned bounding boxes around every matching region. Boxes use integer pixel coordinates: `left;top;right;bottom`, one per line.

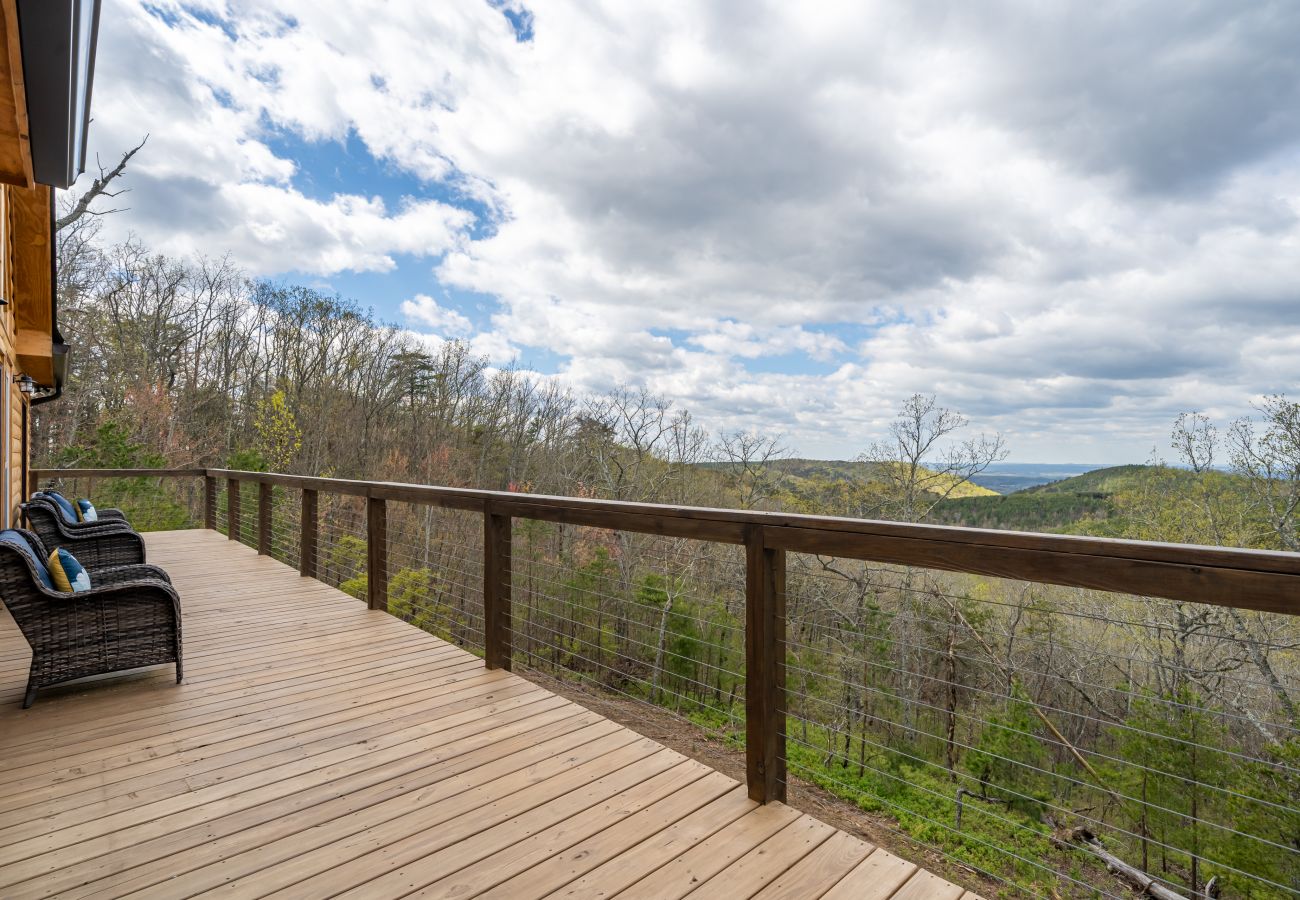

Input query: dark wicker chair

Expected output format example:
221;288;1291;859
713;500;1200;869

22;499;146;568
7;528;170;583
34;491;129;528
0;529;182;708
31;491;129;526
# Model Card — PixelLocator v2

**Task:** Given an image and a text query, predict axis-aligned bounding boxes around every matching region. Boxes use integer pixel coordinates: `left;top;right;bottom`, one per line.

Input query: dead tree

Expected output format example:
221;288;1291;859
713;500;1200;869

55;136;148;232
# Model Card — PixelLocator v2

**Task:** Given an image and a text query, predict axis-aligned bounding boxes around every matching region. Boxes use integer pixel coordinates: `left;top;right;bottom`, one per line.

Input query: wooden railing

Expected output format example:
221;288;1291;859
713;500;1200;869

31;466;1300;806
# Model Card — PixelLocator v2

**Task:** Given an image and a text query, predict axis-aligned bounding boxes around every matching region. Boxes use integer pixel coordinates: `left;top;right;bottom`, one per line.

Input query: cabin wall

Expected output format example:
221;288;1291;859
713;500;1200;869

0;184;22;526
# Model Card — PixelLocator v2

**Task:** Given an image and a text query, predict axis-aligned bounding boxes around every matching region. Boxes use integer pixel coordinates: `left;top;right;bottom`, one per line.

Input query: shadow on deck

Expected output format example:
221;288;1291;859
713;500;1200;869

0;529;971;899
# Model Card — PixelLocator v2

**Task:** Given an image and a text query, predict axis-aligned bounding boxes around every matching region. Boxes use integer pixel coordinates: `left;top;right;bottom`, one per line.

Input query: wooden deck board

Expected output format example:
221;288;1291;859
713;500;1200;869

0;529;965;899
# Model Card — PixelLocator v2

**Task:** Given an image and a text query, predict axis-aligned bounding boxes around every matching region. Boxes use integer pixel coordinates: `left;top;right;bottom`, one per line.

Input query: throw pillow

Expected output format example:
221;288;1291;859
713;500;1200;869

48;547;92;593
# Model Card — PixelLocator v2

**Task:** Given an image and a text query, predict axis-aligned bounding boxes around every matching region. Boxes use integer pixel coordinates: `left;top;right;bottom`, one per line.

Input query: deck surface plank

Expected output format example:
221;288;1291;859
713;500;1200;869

0;529;963;899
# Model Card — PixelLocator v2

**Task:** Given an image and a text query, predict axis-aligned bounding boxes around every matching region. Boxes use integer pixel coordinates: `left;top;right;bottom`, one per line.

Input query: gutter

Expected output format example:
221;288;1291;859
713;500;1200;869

33;187;67;406
17;0;103;188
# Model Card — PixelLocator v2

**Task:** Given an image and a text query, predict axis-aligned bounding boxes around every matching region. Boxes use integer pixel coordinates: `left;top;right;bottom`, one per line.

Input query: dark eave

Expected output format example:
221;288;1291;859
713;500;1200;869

16;0;100;189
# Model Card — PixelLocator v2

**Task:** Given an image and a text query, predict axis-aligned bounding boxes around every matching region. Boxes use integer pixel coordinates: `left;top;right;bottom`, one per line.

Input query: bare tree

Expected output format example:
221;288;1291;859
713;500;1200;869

859;393;1007;523
711;429;792;509
1230;394;1300;552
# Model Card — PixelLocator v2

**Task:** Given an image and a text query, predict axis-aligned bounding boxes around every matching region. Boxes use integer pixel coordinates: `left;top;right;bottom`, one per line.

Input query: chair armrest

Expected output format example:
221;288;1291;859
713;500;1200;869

97;509;128;522
58;519;136;534
50;578;182;626
93;564;172;586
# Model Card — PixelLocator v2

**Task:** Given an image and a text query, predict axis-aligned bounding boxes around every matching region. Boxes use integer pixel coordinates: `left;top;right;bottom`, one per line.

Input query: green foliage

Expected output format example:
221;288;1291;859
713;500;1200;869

964;689;1049;819
227;448;268;472
639;573;705;695
339;573;367;601
325;534;366;588
930;493;1114;531
55;421;166;469
787;737;1059;891
253;390;302;470
1103;689;1300;897
388;567;446;634
51;421;191;530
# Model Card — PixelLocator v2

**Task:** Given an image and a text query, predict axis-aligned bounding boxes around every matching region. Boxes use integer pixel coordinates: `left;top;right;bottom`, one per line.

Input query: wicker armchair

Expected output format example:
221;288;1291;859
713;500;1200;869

5;529;170;584
31;491;129;527
0;530;182;708
35;491;129;528
21;500;146;568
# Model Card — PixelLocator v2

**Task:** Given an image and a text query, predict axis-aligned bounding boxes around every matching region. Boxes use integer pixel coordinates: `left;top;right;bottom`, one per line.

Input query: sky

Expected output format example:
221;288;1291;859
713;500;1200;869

75;0;1300;463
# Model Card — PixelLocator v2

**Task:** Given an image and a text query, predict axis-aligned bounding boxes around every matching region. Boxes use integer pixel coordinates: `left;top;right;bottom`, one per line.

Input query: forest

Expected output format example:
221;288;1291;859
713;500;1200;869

31;215;1300;898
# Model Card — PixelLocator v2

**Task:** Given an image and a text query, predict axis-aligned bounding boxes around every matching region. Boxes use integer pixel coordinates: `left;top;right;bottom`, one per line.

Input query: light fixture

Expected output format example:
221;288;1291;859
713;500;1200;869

15;375;36;396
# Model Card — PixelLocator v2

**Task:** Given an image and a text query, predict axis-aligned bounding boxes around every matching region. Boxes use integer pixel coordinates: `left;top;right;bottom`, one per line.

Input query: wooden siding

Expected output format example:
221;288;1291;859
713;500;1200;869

0;530;973;899
0;181;26;525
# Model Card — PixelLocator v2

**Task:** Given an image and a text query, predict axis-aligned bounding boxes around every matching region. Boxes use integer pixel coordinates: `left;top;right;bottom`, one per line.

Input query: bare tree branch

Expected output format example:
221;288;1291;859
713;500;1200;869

55;135;149;232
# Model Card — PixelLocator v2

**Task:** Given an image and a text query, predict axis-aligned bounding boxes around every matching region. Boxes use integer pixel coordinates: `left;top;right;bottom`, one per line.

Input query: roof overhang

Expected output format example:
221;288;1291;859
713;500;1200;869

17;0;100;189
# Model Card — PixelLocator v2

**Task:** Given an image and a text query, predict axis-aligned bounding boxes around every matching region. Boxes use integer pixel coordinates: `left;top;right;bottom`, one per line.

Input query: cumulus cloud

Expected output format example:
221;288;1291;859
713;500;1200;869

79;0;1300;460
84;1;471;274
400;294;473;336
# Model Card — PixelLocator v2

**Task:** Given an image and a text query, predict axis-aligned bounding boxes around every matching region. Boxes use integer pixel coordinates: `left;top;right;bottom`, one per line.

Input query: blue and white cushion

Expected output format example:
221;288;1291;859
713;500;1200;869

0;530;54;589
76;499;98;522
41;492;81;524
48;548;91;593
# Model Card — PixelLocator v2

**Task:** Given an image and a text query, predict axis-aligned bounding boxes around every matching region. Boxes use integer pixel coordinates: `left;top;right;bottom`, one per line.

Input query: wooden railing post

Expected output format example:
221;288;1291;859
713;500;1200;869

367;496;387;611
300;489;318;578
483;503;512;670
203;476;218;530
745;525;787;804
257;482;273;556
226;478;240;542
25;469;37;498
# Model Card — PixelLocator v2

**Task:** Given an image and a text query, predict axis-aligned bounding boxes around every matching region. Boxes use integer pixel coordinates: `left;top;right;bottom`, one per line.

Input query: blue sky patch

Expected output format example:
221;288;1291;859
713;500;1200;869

489;2;535;42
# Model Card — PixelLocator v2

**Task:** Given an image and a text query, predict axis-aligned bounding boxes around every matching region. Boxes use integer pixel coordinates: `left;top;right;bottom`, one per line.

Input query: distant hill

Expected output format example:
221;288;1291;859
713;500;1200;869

930;465;1156;533
708;459;1165;535
1016;464;1155;496
766;458;999;499
967;462;1113;494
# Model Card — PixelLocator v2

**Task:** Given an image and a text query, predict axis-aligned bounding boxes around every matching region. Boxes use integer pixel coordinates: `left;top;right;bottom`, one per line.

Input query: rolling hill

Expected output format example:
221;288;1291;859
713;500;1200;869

929;465;1157;532
765;458;1000;499
1016;464;1155;496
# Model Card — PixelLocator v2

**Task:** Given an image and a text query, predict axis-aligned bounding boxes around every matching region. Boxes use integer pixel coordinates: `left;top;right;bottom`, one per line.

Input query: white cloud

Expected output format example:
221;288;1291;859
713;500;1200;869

79;0;1300;460
81;1;472;275
400;294;472;335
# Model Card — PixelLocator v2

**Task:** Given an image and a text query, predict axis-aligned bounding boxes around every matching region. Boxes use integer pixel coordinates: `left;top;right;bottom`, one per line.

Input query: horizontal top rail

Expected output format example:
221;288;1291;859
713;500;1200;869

32;466;1300;615
31;468;208;479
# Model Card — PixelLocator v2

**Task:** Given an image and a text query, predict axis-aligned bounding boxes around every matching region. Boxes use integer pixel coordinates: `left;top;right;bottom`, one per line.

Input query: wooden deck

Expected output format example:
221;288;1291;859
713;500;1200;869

0;529;969;899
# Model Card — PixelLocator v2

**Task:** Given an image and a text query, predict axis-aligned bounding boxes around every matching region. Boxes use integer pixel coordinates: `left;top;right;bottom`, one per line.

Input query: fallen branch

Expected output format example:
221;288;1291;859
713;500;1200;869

1067;827;1187;900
